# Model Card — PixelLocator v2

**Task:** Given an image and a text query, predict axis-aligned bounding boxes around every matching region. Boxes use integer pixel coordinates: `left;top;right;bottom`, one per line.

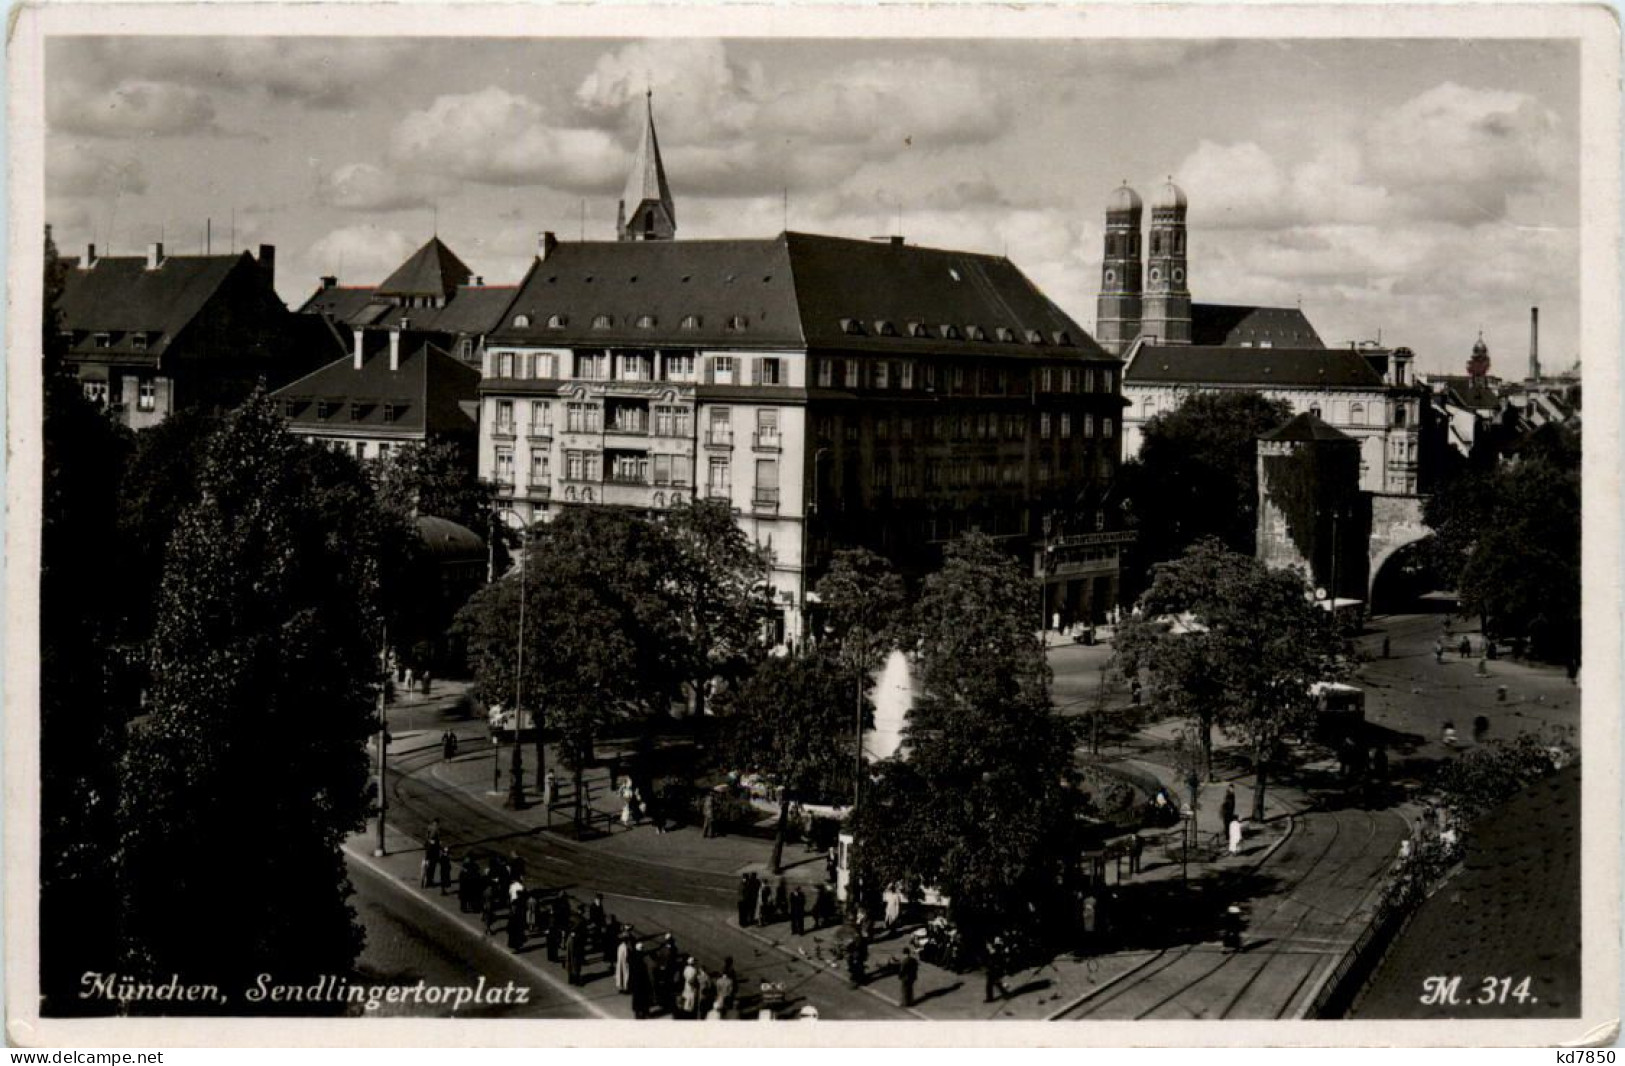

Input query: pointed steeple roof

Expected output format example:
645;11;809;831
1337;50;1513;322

376;236;473;300
620;90;676;240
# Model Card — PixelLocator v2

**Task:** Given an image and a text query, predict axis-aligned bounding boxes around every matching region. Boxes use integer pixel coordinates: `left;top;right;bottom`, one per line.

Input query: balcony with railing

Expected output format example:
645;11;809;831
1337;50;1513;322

704;427;734;449
752;487;781;514
752;430;782;452
524;480;552;500
706;482;733;500
491;420;518;441
526;422;553;441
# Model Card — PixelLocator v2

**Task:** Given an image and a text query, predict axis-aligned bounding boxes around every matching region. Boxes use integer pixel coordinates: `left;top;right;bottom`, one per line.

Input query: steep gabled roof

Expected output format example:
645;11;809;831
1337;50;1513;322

271;331;480;436
376;237;473;300
488;232;1109;361
1264;411;1355;443
298;282;517;336
1128;345;1384;387
57;252;259;357
1191;303;1325;348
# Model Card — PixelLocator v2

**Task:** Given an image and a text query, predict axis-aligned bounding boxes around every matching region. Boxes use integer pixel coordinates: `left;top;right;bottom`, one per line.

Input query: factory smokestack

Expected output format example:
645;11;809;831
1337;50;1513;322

1529;306;1541;382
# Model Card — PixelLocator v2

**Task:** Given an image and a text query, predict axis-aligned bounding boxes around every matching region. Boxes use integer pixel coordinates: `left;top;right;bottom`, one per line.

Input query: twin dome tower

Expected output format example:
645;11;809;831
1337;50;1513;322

1096;180;1191;356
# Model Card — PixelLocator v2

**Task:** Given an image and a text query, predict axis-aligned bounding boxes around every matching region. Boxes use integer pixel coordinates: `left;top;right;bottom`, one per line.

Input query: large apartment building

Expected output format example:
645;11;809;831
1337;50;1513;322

478;231;1127;645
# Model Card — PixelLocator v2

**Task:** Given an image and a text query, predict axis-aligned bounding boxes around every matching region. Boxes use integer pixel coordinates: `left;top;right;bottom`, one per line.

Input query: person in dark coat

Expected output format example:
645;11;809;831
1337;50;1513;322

756;879;773;926
898;946;919;1008
847;932;868;988
739;873;757;926
788;885;807;936
984;936;1010;1002
458;857;481;912
546;908;564;963
422;838;440;889
482;882;501;937
566;921;586;985
774;878;789;918
629;944;653;1019
658;939;681;1017
589;892;606;932
813;884;834;930
437;848;453;895
601;915;620;963
506;891;528;952
1219;784;1236;840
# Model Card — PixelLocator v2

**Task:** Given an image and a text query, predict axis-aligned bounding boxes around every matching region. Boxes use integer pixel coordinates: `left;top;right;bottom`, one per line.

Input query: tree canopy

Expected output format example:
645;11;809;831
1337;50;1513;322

115;391;403;1004
852;534;1079;942
1120;391;1293;594
374;438;494;535
814;546;907;677
1114;540;1348;820
1424;423;1580;660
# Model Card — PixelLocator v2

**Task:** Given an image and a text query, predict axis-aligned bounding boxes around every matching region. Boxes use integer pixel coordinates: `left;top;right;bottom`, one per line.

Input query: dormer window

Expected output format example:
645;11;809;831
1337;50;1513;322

283;399;299;419
967;325;987;341
996;327;1015;342
908;322;928;339
939;324;960;340
840;318;866;336
726;315;748;332
383;403;398;424
317;401;332;419
636;314;657;329
592;314;613;329
1025;329;1045;345
349;402;363;422
512;313;531;328
680;314;702;330
93;332;112;349
876;321;898;337
1054;331;1074;346
131;332;149;351
546;314;567;329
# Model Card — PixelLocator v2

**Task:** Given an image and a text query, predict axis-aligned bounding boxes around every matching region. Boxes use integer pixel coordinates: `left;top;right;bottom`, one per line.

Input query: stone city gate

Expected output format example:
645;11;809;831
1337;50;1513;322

1366;491;1431;602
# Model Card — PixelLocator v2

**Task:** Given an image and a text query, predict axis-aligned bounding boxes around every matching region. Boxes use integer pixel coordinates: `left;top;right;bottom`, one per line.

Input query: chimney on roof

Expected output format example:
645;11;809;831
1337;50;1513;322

321;275;338;290
1529;306;1541;382
473;275;483;287
539;231;558;261
389;327;402;372
146;242;165;270
352;327;365;370
81;243;97;269
890;235;904;247
257;244;275;285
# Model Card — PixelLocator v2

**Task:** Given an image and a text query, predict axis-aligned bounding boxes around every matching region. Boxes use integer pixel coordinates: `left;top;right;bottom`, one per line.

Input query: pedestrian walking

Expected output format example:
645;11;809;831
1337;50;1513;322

702;791;717;839
774;877;789;919
1227;816;1243;855
482;883;501;937
507;849;526;883
847;932;868;988
789;885;806;936
629;944;653;1019
404;666;415;692
983;936;1010;1003
600;914;619;963
1219;785;1236;840
715;958;737;1019
1442;720;1459;747
420;847;437;890
507;892;528;952
659;941;681;1017
1129;833;1144;876
1381;635;1391;659
589;892;606;931
615;933;633;994
458;856;480;912
756;879;773;926
546;910;563;963
437;848;452;895
1434;639;1445;664
737;873;755;927
421;668;432;696
543;769;558;810
826;846;838;883
697;965;715;1020
899;947;919;1008
679;957;699;1019
883;885;902;930
565;922;585;986
813;884;834;930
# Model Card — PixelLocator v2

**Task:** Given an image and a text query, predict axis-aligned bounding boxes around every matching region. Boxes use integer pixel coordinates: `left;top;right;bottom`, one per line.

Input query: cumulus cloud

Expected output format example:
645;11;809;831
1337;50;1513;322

390;88;625;190
49;80;217;138
317;163;451;213
47;143;147;198
308;225;415;285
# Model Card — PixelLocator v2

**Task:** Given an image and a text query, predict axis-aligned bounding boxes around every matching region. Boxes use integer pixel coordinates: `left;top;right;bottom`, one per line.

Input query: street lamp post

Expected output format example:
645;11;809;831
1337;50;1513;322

374;621;389;857
506;525;528;809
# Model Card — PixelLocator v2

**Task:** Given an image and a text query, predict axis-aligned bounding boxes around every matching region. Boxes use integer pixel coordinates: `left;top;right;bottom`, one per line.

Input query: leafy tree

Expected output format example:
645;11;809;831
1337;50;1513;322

1119;392;1293;594
814;547;907;676
852;534;1079;944
456;506;681;829
661;497;774;716
115;392;401;1006
719;651;854;872
1424;424;1580;660
374;439;494;535
39;226;133;1014
1115;540;1347;821
1434;730;1575;823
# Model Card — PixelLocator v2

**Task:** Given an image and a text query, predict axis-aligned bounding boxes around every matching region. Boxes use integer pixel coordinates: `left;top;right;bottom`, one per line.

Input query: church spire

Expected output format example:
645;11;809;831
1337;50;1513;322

618;89;676;242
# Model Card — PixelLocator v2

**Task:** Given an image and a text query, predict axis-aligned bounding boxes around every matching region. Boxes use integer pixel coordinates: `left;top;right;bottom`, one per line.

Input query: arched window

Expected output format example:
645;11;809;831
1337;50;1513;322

546;313;566;328
636;314;657;329
680;314;701;330
1350;402;1365;424
513;313;531;328
592;314;612;329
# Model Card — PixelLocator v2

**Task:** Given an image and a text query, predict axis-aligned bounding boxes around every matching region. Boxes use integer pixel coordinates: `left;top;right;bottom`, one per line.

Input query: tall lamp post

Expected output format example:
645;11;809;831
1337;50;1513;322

374;621;389;857
505;523;529;809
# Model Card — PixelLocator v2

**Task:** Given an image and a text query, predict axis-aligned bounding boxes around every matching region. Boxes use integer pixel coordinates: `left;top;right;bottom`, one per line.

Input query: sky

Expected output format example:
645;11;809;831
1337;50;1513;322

45;36;1580;375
